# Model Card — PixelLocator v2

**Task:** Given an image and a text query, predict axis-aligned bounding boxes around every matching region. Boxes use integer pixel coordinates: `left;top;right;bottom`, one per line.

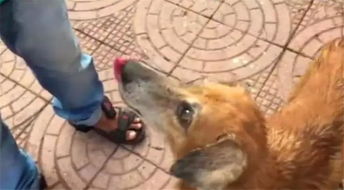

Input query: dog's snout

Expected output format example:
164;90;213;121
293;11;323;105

121;61;136;84
121;60;158;84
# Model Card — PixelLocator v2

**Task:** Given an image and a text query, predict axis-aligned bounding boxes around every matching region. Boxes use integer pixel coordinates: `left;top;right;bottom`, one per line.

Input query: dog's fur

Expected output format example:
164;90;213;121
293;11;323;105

117;38;344;190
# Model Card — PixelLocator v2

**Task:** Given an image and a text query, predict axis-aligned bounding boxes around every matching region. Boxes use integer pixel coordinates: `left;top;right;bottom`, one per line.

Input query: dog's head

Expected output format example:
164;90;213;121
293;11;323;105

115;59;267;190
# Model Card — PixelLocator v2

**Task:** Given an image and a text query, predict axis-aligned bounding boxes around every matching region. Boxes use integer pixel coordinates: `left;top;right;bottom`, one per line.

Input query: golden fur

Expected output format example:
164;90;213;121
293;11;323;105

117;38;344;190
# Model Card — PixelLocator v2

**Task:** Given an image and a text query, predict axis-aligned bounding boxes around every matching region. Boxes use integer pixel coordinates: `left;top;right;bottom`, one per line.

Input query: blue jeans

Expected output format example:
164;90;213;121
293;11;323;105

0;0;105;189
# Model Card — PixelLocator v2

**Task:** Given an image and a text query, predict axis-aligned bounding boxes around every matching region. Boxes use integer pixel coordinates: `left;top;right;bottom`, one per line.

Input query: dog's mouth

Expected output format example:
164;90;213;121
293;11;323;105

114;57;182;127
114;58;140;115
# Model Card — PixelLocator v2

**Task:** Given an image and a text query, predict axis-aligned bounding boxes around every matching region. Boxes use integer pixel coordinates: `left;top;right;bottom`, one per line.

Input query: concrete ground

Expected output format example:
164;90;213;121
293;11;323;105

0;0;343;189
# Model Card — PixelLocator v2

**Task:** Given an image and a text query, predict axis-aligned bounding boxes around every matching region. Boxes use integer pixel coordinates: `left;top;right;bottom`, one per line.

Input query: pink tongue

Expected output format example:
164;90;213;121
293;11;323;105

114;57;127;81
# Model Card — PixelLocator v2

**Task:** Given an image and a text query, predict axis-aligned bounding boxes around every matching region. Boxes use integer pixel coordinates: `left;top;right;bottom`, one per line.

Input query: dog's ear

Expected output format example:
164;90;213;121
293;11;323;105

170;139;247;190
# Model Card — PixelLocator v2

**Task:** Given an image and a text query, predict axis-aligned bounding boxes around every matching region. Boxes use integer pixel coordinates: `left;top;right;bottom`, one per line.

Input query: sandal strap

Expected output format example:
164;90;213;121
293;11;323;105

101;96;117;119
93;108;143;144
117;109;136;131
69;96;145;144
108;108;137;143
71;96;117;132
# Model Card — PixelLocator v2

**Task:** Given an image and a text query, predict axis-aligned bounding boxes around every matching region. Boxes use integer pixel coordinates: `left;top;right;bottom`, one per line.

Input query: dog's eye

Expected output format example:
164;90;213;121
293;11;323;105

176;101;194;128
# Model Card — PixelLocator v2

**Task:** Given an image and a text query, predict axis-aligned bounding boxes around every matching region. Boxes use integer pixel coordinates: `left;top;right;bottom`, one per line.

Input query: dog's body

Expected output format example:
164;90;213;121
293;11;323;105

116;38;344;190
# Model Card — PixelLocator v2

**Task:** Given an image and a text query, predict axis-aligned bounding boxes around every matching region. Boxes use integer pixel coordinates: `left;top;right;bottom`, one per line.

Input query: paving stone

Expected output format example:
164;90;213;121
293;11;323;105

103;158;125;174
108;170;143;189
0;66;47;146
136;34;176;73
137;161;157;179
92;172;111;189
71;133;91;170
170;67;205;82
13;97;45;126
11;91;35;112
213;0;291;45
285;0;313;30
55;123;74;158
127;127;167;165
67;0;137;20
0;80;16;95
87;125;172;189
79;164;98;181
277;21;342;101
134;0;208;73
288;0;344;34
133;0;287;80
0;42;53;101
91;45;121;71
97;4;132;18
0;106;12;119
277;50;311;100
57;157;87;189
161;176;179;190
0;85;25;108
41;135;59;187
289;16;343;57
185;26;282;80
74;5;144;58
50;183;68;190
29;107;120;188
169;0;222;17
75;31;101;54
130;169;171;190
7;0;343;189
46;115;65;136
27;106;55;160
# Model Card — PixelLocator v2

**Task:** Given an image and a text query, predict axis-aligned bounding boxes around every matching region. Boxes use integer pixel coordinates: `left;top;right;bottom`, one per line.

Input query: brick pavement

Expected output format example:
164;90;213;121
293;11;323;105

0;0;343;189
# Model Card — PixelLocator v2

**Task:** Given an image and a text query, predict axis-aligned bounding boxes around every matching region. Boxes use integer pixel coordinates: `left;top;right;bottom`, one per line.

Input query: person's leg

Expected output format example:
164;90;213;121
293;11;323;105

0;119;41;189
0;0;143;142
0;0;103;127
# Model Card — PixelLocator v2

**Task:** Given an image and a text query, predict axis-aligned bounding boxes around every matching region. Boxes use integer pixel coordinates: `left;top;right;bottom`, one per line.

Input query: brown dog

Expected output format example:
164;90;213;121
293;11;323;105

115;38;344;190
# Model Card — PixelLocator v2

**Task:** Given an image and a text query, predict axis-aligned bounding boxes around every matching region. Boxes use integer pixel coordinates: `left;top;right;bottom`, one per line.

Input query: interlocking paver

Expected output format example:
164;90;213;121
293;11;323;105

278;17;343;98
213;0;291;45
288;16;344;57
0;53;48;146
134;0;208;72
41;135;59;186
277;50;312;100
57;157;88;189
133;0;287;81
67;0;137;20
289;0;344;34
0;0;343;189
55;123;74;158
170;66;205;82
91;145;171;189
168;0;222;17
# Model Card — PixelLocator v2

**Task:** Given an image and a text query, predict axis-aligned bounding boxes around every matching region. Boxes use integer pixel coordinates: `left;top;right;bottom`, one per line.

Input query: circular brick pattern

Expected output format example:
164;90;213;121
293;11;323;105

91;128;174;190
134;0;290;80
0;43;49;147
34;110;173;189
67;0;138;20
26;67;175;189
287;0;344;30
277;16;344;99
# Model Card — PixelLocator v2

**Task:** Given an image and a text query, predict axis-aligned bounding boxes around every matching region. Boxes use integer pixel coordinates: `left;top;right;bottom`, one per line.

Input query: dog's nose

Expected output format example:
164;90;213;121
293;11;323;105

114;58;158;85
